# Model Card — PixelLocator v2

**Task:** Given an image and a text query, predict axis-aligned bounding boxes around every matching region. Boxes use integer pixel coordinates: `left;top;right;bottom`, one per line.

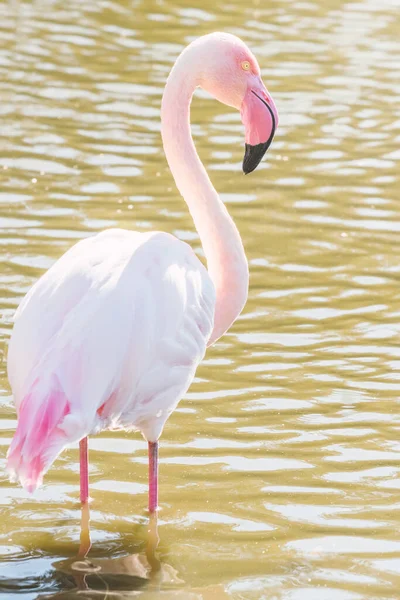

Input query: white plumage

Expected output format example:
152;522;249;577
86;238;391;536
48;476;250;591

7;229;215;488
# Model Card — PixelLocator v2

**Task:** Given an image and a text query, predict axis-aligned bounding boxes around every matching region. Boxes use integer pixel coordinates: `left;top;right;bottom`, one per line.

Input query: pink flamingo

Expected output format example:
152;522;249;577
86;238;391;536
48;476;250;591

6;33;278;519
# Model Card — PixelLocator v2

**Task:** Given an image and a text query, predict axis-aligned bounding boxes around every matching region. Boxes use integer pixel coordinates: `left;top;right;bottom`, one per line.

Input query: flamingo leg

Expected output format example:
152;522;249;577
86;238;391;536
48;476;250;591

78;437;91;557
148;441;159;513
79;436;89;504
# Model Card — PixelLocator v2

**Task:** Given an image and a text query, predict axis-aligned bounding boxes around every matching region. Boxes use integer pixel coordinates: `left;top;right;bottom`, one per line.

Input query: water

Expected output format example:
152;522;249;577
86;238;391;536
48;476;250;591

1;0;400;597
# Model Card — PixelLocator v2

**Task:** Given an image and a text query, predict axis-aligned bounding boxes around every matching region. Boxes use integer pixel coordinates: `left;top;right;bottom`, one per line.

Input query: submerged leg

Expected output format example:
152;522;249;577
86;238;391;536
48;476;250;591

146;510;161;577
78;501;91;558
148;441;158;513
78;437;91;557
147;441;160;578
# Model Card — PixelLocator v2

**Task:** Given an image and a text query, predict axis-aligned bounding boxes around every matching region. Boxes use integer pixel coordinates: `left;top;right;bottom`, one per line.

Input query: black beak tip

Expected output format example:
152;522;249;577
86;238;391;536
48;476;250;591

242;141;272;175
243;159;256;175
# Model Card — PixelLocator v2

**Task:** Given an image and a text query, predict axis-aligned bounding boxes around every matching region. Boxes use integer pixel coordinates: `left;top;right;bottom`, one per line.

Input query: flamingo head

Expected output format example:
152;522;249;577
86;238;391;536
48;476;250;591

194;32;279;174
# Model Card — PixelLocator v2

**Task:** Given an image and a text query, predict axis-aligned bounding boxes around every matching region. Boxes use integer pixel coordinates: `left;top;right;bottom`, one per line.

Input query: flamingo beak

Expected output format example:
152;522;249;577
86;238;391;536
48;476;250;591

241;83;278;174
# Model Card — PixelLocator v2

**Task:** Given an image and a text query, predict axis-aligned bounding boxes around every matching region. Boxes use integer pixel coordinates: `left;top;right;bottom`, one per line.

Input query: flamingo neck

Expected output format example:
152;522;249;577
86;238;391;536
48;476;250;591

161;55;249;346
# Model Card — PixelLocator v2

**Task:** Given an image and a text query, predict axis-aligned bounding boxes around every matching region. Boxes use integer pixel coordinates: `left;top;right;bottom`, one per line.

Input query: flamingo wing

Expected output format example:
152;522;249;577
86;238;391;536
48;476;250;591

7;229;215;491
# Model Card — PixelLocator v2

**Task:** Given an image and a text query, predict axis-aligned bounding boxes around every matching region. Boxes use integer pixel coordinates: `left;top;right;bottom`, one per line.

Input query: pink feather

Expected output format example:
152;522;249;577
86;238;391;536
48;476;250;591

7;375;70;492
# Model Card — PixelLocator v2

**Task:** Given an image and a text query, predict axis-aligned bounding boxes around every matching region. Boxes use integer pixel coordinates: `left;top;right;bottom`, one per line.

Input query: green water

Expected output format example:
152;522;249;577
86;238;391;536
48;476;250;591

1;0;400;598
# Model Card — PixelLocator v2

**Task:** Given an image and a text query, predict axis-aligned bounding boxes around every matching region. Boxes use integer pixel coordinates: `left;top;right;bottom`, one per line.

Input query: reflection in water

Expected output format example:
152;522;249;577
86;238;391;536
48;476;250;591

40;510;166;599
1;0;400;598
38;509;232;599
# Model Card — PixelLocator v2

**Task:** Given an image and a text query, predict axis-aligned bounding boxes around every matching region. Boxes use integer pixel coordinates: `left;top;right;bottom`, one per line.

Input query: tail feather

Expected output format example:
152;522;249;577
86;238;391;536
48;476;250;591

7;375;71;492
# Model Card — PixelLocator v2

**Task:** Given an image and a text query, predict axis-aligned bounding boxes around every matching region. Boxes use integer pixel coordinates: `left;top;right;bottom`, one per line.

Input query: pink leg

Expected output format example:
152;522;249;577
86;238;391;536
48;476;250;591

78;437;91;557
148;441;158;513
79;437;89;504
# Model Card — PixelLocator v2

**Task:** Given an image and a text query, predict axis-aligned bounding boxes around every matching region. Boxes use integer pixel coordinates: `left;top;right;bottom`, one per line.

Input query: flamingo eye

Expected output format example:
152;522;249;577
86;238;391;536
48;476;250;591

241;61;251;72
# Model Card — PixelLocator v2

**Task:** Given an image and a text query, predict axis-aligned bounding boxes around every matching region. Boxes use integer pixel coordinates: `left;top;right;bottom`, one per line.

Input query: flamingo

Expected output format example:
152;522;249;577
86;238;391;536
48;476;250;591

6;33;278;520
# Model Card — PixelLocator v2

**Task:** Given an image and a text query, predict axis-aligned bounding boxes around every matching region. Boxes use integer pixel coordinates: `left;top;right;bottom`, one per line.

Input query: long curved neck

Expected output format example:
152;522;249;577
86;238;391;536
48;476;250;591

161;54;249;346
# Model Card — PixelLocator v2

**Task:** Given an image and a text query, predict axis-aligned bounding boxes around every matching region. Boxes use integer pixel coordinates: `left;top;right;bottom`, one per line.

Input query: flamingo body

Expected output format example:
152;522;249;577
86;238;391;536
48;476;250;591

6;32;278;507
7;229;214;491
